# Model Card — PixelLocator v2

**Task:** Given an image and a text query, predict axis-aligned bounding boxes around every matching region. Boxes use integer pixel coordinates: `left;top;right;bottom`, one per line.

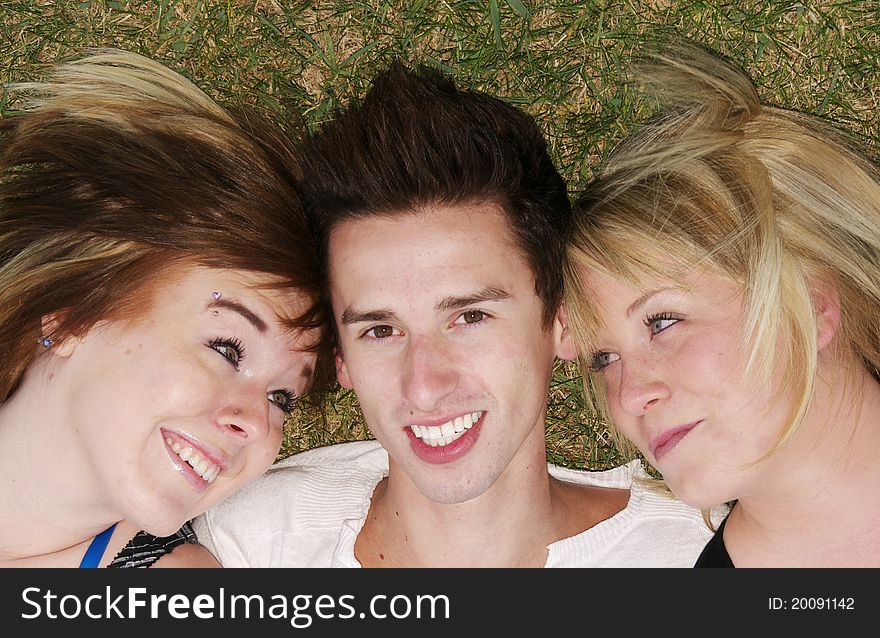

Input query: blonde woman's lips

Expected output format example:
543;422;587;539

650;420;702;461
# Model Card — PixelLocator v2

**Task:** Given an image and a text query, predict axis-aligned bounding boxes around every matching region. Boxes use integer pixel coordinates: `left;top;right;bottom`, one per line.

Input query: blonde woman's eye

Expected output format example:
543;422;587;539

645;313;680;335
589;351;619;372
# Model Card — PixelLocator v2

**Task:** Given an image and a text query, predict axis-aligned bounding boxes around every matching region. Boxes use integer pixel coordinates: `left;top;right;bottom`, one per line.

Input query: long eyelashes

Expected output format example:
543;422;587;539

208;337;245;370
269;388;298;414
589;351;618;372
643;312;681;335
209;337;297;414
590;312;682;372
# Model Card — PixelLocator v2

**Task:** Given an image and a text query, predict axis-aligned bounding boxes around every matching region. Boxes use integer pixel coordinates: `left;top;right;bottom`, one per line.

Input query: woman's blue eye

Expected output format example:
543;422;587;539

208;338;244;370
268;389;297;413
645;314;680;335
589;351;619;372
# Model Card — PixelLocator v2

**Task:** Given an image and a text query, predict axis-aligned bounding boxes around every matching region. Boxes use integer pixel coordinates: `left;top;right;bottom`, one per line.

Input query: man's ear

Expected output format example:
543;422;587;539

813;278;841;352
335;346;354;389
553;301;578;361
39;312;78;358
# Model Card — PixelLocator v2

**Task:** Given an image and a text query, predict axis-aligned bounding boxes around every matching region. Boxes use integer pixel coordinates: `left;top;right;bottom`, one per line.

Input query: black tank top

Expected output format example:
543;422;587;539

693;514;734;567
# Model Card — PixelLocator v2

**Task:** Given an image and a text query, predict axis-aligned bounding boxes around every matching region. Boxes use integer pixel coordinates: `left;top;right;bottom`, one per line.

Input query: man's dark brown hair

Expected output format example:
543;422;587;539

299;61;571;331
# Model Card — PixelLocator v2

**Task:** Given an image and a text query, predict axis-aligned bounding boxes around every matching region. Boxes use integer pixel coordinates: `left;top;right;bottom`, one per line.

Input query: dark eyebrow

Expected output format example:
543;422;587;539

340;308;398;326
436;287;511;312
340;287;511;326
208;299;268;333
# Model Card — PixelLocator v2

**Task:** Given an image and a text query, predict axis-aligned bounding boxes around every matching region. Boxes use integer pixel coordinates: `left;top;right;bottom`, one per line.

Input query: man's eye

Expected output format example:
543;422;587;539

268;389;297;414
208;338;244;369
589;351;619;372
455;310;486;325
365;325;395;339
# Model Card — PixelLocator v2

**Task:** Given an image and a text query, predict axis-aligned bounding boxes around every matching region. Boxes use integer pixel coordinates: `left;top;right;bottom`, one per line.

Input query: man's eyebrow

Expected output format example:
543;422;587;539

208;299;268;333
436;287;511;312
339;288;510;326
340;308;398;326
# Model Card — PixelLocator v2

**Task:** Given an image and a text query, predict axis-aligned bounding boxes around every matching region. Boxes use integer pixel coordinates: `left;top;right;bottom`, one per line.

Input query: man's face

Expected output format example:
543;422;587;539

329;203;574;504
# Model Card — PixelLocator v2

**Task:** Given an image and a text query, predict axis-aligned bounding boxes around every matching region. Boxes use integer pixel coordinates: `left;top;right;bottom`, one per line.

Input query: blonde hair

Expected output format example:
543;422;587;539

564;43;880;455
0;50;329;401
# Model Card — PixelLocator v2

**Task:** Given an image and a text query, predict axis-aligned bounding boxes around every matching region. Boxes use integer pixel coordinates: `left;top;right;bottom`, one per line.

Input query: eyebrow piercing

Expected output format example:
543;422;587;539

212;291;222;300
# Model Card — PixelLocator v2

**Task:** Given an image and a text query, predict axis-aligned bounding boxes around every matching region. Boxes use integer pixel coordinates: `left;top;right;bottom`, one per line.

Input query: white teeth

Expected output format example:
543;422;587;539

165;436;220;483
409;411;483;447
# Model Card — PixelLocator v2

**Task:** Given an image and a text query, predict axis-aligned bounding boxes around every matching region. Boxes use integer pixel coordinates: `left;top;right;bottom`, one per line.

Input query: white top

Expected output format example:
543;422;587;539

194;440;718;567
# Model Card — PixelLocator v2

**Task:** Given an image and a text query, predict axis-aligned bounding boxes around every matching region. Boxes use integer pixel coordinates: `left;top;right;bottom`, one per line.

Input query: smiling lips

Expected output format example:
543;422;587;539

409;411;483;447
161;429;223;485
166;437;221;483
650;420;702;461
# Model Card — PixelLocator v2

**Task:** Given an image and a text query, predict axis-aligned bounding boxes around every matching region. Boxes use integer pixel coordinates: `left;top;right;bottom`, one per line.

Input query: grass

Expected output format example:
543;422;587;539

2;1;877;470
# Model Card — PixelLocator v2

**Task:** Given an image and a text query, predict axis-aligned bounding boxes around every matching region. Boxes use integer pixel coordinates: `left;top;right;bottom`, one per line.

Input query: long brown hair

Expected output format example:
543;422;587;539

0;49;329;401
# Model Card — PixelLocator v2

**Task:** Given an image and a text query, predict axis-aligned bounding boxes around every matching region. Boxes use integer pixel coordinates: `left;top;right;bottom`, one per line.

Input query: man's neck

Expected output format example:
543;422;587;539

356;471;556;567
354;449;630;567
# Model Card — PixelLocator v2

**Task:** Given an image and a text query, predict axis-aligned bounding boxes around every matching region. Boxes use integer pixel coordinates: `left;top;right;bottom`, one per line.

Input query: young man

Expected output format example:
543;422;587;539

193;62;719;567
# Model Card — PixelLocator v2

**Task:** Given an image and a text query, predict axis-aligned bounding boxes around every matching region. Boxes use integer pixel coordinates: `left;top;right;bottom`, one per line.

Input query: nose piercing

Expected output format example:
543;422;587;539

234;409;240;415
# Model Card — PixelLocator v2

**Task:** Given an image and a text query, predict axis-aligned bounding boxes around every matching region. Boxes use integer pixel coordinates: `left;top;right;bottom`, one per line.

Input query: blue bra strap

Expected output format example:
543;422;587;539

79;523;117;568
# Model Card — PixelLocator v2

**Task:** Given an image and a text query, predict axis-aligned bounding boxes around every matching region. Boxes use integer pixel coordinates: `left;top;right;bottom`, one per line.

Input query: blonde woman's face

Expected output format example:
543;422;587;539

579;266;793;509
54;266;317;535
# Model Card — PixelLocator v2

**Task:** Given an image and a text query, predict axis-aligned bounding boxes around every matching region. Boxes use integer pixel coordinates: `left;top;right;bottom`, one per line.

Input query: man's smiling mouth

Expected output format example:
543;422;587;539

409;411;483;447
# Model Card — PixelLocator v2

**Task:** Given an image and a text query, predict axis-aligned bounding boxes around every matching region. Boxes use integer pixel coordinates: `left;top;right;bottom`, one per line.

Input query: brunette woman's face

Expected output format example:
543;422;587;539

56;266;316;535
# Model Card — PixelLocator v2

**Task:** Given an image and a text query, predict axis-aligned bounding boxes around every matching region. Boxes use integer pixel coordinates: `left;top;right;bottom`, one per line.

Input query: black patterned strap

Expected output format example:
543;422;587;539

107;521;198;568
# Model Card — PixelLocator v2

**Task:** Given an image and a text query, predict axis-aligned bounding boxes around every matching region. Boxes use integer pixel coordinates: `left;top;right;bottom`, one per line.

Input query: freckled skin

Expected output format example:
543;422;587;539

582;267;796;509
37;266;318;536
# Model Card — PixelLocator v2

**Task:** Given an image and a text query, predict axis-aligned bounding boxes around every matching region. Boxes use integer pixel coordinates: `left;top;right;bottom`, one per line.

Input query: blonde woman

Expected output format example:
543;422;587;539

0;50;327;567
563;43;880;567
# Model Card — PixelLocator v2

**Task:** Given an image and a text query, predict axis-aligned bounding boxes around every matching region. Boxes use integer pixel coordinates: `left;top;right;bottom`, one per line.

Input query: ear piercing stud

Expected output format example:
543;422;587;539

37;336;54;348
